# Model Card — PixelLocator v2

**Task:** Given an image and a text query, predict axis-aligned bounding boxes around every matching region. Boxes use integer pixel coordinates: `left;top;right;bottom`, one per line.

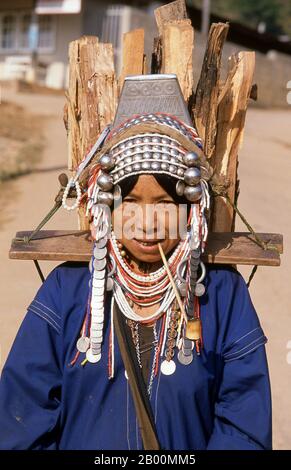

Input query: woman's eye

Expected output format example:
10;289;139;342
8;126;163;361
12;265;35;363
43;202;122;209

157;200;175;205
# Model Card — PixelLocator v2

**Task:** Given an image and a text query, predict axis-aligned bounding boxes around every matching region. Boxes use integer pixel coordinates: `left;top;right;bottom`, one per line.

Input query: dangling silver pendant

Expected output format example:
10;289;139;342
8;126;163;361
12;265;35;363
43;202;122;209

178;350;193;365
195;282;205;297
86;348;101;363
106;277;114;291
76;336;90;353
161;359;176;375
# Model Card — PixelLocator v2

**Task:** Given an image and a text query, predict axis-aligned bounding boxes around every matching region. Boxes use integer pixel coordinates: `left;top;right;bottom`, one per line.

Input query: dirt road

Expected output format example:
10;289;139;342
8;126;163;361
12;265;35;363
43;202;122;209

0;90;290;449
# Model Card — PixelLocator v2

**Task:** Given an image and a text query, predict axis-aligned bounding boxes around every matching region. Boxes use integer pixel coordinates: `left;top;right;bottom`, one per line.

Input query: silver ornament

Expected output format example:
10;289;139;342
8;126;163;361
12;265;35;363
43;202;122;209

161;359;176;375
97;173;113;191
176;180;185;196
184;167;201;186
184;184;202;202
99;154;115;170
106;277;114;291
97;191;113;206
195;282;206;297
182;151;199;167
76;336;90;353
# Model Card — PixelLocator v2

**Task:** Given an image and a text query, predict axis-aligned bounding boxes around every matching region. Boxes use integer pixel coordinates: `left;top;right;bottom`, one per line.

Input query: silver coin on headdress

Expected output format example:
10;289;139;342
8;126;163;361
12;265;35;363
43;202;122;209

93;247;107;259
93;258;107;270
95;238;108;249
92;278;105;288
91;269;105;280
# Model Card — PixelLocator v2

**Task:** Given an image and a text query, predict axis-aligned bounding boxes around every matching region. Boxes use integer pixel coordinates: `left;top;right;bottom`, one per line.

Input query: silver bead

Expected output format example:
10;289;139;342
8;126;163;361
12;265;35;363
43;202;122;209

176;180;185;196
162;137;170;145
97;173;113;191
119;143;126;150
134;154;142;161
184;167;201;186
169;164;177;174
133;137;142;145
161;162;169;170
113;173;119;182
99;154;115;170
183;151;199;167
133;162;141;171
184;184;202;202
125;165;132;173
134;146;142;153
142;145;151;152
143;152;151;159
125;156;133;164
124;149;132;157
151;161;161;170
152;136;161;143
153;153;161;160
141;161;151;170
97;191;113;206
118;169;125;177
177;168;184;177
126;140;132;148
142;136;151;143
170;148;178;157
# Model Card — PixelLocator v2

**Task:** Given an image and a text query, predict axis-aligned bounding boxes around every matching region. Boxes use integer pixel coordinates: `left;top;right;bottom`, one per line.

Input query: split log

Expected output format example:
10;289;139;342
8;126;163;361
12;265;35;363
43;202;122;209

118;28;146;95
66;36;117;230
210;51;255;232
191;22;229;158
152;0;193;101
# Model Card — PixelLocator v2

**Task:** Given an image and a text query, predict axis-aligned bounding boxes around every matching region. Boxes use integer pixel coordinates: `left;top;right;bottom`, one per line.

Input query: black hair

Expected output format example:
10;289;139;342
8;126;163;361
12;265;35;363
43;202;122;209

117;173;191;216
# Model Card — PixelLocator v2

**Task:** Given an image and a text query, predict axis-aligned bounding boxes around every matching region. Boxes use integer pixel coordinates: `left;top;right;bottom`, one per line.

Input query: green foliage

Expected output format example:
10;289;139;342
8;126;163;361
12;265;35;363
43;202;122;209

187;0;291;36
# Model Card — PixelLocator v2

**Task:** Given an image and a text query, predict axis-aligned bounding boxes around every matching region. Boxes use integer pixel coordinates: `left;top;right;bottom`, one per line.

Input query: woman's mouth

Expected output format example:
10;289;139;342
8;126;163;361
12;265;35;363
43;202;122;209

132;238;164;253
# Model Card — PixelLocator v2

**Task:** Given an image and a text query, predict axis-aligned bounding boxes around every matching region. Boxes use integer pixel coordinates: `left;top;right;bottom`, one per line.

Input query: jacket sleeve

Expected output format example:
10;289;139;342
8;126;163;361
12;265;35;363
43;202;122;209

0;267;62;449
206;269;272;450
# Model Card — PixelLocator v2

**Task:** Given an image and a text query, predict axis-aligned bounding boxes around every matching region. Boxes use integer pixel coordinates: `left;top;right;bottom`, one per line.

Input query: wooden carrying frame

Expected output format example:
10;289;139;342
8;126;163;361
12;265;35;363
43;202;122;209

9;0;283;268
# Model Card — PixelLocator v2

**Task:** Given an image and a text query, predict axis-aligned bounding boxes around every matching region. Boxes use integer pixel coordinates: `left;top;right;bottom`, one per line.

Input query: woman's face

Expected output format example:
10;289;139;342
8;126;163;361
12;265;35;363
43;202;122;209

111;174;187;264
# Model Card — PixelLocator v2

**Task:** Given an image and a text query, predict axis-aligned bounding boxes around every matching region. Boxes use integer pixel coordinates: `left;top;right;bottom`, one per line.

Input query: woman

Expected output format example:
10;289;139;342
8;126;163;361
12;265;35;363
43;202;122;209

0;111;272;450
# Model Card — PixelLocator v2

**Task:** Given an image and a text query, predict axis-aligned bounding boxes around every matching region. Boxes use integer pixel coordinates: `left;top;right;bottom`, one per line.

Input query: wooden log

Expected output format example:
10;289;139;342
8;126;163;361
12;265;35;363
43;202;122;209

210;51;255;232
118;28;145;95
66;36;117;230
191;22;229;158
153;1;193;101
9;231;283;267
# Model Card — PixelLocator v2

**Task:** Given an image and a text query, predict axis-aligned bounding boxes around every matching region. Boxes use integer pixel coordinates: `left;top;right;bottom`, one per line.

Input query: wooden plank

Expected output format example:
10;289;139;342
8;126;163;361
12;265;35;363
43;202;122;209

118;28;145;95
66;36;117;230
9;231;283;266
210;51;255;233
